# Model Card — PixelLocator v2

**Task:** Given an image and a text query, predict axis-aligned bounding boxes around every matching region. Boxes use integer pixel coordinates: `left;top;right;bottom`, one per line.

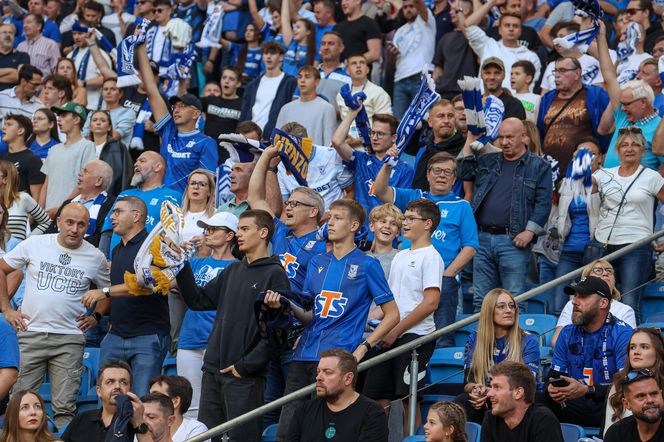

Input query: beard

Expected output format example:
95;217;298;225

316;384;343;403
572;304;599;327
634;405;664;424
130;171;147;187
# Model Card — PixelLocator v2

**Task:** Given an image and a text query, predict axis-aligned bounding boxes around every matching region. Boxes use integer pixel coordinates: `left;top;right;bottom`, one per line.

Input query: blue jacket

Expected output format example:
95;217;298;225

537;85;611;153
241;73;297;139
459;150;553;237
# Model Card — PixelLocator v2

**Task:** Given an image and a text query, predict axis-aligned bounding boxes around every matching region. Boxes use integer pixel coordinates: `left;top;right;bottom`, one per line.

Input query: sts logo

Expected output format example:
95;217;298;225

366;179;376;197
315;290;348;318
280;253;300;279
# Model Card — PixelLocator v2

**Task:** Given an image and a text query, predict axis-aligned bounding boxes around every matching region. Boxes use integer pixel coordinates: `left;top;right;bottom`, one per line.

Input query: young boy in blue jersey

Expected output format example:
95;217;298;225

363;198;444;433
265;198;400;439
375;150;478;347
135;39;218;194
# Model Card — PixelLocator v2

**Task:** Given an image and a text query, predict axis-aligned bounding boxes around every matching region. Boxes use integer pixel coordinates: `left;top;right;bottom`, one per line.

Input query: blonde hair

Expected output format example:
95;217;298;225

182;169;216;218
368;203;404;229
581;259;621;300
469;289;525;386
523;120;542;156
0;160;20;208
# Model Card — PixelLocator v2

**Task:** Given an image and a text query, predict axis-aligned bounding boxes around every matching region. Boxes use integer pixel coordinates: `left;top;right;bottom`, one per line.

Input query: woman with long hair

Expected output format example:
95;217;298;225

205;23;264;83
0;390;58;442
181;169;217;256
176;212;239;420
281;0;316;76
604;327;664;435
0;161;50;241
55;58;87;107
88;110;132;196
551;259;636;347
424;401;468;442
457;288;540;423
30;109;60;161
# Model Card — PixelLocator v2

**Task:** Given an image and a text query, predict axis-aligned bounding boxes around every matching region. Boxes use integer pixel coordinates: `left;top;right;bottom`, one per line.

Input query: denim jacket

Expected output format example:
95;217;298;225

459;150;553;237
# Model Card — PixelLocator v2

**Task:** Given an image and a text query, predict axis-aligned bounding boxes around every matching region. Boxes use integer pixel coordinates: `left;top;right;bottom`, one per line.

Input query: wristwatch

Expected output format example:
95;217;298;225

82;80;87;88
361;339;372;351
102;287;111;298
585;385;596;398
268;166;278;173
91;311;102;322
134;422;149;434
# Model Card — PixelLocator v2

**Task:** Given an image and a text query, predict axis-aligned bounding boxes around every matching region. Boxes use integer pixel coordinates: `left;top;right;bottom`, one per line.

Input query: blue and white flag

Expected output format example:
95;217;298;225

394;71;440;155
215;133;266;206
196;2;224;48
553;0;601;53
117;17;150;88
565;147;594;202
271;129;313;186
339;84;372;149
457;76;504;151
617;21;641;63
659;55;664;85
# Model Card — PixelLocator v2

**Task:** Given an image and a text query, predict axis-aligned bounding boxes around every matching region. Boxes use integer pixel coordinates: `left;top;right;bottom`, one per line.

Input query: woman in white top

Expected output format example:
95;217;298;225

592;126;664;323
181;169;216;257
0;161;50;241
603;327;664;435
551;259;636;347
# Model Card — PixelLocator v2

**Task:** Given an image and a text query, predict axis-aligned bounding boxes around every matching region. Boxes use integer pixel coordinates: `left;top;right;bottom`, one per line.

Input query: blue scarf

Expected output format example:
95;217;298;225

72;191;108;236
117;17;149;88
271;128;313;186
215;133;267;205
146;22;173;70
163;43;196;97
72;22;115;53
617;21;641;63
565;147;594;203
339;83;372;149
71;46;91;81
130;99;151;150
394;72;440;155
196;2;224;49
457;76;504;150
552;0;601;54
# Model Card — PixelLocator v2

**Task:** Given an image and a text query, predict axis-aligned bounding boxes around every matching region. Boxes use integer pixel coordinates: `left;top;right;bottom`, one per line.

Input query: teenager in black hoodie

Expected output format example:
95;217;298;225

176;209;290;442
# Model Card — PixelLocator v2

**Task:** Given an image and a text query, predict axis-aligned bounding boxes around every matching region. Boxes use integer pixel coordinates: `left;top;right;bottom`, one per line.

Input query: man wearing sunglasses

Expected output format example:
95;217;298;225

604;369;664;442
545;275;634;428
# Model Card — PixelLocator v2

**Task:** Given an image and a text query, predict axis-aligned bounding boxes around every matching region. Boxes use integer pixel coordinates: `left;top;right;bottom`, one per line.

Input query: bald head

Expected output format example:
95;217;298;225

497;118;529;160
57;203;90;249
132;151;166;187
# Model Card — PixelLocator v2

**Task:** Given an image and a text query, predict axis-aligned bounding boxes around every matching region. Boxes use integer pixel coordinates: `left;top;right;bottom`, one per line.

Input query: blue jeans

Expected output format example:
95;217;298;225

473;232;531;311
434;276;459;348
553;251;584;315
608;243;653;323
263;350;292;428
537;255;558;312
100;333;170;396
393;75;421;119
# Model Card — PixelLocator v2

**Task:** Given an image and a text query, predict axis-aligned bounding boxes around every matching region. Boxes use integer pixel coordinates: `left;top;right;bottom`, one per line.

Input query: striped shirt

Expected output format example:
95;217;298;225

7;192;51;241
16;34;59;76
0;87;43;128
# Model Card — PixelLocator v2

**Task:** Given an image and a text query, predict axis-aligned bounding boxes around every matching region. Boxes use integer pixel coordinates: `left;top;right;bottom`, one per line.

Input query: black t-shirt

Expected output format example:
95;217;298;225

0;49;29;91
604;416;664;442
333;16;382;62
481;404;564;442
285;394;388;442
498;91;527;120
432;31;479;94
202;96;242;141
122;86;164;153
0;149;45;193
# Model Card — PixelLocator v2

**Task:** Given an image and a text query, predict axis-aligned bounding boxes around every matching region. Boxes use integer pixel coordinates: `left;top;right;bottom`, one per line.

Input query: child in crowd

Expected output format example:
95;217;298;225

511;60;540;123
366;203;404;279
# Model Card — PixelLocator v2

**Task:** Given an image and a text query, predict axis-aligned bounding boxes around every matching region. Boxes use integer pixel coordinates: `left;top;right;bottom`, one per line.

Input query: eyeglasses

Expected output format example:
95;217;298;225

495;302;517;311
189;180;209;188
203;226;229;233
111;209;139;216
370;130;389;138
154;7;169;12
623;368;655;384
591;266;614;275
403;215;426;224
284;200;314;208
428;167;455;177
618;126;643;134
626;7;642;14
552;67;579;74
620;99;644;108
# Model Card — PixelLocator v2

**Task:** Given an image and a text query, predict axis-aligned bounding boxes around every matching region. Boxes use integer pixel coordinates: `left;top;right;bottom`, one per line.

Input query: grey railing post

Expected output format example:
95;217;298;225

408;348;419;436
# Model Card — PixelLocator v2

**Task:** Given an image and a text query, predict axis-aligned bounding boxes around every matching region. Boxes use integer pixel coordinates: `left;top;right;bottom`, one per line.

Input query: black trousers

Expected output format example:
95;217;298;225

276;360;318;440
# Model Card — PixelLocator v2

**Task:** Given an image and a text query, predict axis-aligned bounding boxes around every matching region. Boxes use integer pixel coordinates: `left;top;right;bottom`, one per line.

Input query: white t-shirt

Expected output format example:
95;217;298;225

277;144;353;210
388;245;444;336
556;299;637;329
540;54;604;91
182;211;209;243
593;166;664;244
173;417;209;442
101;12;136;44
515;92;541;122
68;47;112;110
3;234;110;334
252;73;284;130
617;52;651;86
393;12;437;82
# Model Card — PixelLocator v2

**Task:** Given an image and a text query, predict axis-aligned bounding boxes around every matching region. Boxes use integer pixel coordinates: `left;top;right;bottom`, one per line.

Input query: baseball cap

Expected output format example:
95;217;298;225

169;94;203;112
197;212;239;233
52;102;87;122
564;276;612;299
481;56;505;72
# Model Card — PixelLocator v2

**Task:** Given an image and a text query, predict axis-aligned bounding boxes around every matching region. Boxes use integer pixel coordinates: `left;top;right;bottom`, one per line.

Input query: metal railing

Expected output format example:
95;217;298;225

186;228;664;442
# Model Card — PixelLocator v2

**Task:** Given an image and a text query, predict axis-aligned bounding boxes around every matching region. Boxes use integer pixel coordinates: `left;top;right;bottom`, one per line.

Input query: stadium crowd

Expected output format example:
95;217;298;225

0;0;663;440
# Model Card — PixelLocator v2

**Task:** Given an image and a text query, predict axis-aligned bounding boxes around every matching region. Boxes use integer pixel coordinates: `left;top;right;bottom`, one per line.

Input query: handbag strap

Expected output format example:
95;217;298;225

605;166;646;244
542;88;583;138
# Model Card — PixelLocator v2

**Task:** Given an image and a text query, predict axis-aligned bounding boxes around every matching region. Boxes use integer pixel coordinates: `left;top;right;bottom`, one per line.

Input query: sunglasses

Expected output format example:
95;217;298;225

618;126;643;135
626;7;642;14
623;368;655;385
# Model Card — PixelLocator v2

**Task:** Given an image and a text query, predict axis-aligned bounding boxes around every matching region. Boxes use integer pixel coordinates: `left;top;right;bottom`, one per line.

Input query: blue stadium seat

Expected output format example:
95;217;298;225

55;422;69;438
519;314;558;346
262;423;278;441
584;427;600;437
561;423;586;442
642;298;664;323
540;346;552;359
402;436;424;441
162;353;177;375
466;422;481;442
429;348;465;384
523;295;548;314
82;348;101;394
454;322;478;347
77;387;99;413
643;282;664;298
420;394;456;420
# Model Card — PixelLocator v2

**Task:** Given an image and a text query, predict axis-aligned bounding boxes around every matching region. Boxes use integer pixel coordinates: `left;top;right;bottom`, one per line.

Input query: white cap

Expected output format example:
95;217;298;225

197;212;239;233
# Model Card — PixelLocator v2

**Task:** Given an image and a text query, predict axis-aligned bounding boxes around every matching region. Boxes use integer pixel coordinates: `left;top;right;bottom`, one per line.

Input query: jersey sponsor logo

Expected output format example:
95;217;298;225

583;367;594;386
432;229;446;241
304;240;316;251
347;264;358;280
193;264;223;286
280;252;300;279
315;290;348;318
367;179;375;197
167;144;192;159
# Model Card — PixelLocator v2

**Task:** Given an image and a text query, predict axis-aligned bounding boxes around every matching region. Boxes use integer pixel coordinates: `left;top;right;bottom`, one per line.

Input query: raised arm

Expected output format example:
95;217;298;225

415;0;428;21
373;146;398;203
248;0;265;30
247;147;279;217
331;107;360;162
87;32;117;79
596;21;620;110
135;43;168;122
463;0;502;29
281;0;294;47
653;118;664;156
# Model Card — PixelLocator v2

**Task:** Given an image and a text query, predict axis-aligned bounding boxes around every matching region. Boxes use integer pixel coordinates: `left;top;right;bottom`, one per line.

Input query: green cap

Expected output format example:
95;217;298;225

481;56;505;72
52;102;87;122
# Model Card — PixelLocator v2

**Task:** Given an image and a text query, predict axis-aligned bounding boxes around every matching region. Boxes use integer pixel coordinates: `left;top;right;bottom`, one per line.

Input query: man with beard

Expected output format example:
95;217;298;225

285;349;388;441
62;361;147;441
481;361;563;442
99;151;182;258
545;276;633;428
604;369;664;442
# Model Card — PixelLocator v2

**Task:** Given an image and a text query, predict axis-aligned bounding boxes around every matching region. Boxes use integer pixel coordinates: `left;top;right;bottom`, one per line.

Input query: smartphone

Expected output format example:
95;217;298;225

550;378;570;387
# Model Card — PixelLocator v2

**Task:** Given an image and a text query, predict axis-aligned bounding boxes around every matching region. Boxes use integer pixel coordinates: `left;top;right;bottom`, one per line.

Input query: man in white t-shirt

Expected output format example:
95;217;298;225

390;0;436;119
68;27;112;110
276;122;353;210
0;202;110;430
363;198;444;425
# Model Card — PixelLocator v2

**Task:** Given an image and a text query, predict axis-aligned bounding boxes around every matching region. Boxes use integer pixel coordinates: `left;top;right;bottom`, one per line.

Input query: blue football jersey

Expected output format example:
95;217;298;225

293;248;394;361
272;218;327;292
